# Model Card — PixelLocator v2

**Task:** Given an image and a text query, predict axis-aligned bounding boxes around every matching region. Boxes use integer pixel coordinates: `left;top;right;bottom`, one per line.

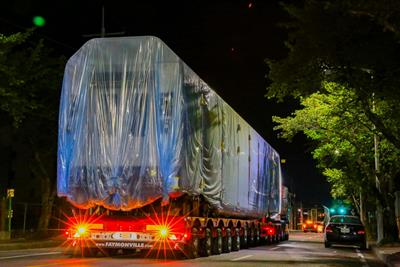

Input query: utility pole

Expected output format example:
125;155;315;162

82;6;125;38
373;93;384;243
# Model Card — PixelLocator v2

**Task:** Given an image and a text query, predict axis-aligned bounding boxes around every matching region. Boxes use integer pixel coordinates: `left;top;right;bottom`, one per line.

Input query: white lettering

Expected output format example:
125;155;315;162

95;242;152;249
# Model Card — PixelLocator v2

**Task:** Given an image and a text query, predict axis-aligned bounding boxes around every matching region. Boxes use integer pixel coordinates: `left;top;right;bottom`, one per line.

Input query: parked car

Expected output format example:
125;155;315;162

324;215;366;249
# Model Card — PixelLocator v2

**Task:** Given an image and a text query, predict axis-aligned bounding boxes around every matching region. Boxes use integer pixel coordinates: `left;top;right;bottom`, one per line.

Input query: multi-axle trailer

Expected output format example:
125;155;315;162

58;36;288;258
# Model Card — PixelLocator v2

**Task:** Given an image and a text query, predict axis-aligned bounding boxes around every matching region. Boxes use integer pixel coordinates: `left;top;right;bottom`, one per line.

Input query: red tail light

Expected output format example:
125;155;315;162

313;224;317;229
357;230;365;235
264;226;275;235
325;226;333;233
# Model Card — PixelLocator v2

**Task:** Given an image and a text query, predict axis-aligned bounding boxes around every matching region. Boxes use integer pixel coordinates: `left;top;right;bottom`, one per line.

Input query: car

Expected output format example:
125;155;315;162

324;215;366;249
302;220;318;232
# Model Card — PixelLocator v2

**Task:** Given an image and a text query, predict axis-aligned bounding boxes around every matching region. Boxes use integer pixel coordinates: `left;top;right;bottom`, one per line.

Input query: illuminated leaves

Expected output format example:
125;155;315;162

272;82;400;201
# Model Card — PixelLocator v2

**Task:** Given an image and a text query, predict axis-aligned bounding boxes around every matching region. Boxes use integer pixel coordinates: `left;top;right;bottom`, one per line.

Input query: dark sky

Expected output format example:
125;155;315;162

0;0;331;206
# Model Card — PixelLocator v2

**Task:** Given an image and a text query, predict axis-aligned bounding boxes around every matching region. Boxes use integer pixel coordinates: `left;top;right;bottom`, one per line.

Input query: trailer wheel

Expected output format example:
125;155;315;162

201;228;213;257
183;227;200;259
249;227;255;247
232;228;240;251
105;248;119;257
255;228;260;245
213;228;223;255
223;228;232;253
240;227;248;249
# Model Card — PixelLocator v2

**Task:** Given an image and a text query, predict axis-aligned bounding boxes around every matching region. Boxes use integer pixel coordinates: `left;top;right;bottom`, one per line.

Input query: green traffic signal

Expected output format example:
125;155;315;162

33;16;46;27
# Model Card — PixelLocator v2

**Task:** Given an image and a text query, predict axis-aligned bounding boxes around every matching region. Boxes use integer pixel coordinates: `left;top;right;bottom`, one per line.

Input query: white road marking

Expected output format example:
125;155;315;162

270;246;280;250
356;249;369;267
231;254;253;261
0;252;62;260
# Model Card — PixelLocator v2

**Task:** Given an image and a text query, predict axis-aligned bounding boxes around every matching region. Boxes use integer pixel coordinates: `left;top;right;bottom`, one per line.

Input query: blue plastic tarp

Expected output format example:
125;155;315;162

57;36;282;216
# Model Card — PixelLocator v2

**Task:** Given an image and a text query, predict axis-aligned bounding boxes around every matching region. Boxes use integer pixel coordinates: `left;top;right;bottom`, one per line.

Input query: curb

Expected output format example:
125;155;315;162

371;245;400;267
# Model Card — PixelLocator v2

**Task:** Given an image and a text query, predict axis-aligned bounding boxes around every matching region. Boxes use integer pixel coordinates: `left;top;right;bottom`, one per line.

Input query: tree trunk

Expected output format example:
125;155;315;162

0;198;6;231
32;150;55;235
395;191;400;240
37;176;55;232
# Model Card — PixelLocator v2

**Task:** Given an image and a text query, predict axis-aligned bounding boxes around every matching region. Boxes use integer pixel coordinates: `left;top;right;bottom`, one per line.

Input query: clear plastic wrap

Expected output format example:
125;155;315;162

57;36;282;216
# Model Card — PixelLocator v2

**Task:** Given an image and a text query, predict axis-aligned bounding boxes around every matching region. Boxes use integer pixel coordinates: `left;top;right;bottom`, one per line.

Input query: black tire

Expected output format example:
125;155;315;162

249;228;255;247
360;241;367;250
232;228;240;251
255;228;260;245
105;248;119;257
324;241;331;248
201;228;213;257
213;228;223;255
240;227;248;249
223;228;232;253
183;227;200;259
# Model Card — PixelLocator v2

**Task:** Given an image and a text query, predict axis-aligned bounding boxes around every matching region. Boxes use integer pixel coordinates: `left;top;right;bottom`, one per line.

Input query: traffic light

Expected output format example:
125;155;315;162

329;205;348;215
338;207;346;214
33;16;46;27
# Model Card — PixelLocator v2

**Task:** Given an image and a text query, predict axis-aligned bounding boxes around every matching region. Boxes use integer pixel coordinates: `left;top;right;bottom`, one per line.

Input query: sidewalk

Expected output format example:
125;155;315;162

0;236;64;251
371;242;400;267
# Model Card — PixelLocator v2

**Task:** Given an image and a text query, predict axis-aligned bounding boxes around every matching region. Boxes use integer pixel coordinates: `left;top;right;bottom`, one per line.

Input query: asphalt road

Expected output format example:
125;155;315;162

0;232;385;267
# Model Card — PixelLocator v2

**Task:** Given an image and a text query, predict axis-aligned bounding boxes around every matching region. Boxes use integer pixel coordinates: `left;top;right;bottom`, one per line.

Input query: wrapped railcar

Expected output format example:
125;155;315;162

58;36;284;257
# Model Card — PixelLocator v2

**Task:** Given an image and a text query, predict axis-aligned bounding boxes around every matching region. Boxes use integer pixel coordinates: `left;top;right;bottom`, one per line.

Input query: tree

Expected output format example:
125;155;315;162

266;0;400;242
266;0;400;149
0;31;65;233
272;82;400;240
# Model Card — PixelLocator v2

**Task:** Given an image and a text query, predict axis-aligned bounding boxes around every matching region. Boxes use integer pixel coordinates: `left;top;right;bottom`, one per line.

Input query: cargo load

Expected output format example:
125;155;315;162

57;36;282;217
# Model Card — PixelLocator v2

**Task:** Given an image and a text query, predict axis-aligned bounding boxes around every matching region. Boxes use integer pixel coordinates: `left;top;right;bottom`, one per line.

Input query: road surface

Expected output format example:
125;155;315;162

0;232;384;267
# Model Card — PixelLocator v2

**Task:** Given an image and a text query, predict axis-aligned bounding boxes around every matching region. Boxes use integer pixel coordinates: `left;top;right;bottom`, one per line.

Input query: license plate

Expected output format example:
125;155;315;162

340;228;350;233
121;232;131;239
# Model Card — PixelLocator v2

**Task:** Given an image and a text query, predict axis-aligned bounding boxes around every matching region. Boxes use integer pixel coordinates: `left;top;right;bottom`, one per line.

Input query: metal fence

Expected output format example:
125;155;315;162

3;201;72;238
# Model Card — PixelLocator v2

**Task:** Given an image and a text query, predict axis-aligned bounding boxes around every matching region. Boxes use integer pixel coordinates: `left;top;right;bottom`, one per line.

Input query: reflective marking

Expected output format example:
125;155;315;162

270;247;279;250
231;255;253;261
356;249;369;267
0;252;61;260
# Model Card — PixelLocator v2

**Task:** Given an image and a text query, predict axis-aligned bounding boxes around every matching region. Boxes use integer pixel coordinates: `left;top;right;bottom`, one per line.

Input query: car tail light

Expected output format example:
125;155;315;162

325;226;333;233
303;224;306;229
357;230;365;235
314;224;317;229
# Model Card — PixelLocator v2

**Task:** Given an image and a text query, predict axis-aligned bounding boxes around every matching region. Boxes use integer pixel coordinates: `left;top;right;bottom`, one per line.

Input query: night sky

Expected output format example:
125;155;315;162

0;0;331;206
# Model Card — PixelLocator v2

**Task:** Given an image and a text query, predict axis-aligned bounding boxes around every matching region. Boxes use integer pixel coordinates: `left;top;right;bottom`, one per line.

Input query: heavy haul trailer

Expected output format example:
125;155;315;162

57;36;285;258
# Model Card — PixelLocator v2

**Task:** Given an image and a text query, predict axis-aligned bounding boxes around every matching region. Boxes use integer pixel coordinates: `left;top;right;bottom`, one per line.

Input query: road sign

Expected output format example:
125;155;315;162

7;189;14;198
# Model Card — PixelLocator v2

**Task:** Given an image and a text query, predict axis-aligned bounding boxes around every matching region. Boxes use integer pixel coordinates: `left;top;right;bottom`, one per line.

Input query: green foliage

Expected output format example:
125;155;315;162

0;30;66;230
267;0;400;149
323;168;346;198
272;82;389;202
0;30;65;127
